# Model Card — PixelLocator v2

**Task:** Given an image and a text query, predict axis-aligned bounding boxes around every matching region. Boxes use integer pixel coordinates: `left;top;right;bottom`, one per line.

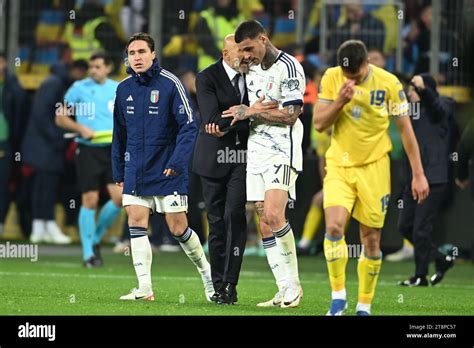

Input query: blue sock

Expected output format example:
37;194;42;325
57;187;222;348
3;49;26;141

79;206;96;261
93;200;121;244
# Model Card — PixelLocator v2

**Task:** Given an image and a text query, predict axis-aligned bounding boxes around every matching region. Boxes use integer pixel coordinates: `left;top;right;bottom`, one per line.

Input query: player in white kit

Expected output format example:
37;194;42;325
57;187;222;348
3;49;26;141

223;20;305;308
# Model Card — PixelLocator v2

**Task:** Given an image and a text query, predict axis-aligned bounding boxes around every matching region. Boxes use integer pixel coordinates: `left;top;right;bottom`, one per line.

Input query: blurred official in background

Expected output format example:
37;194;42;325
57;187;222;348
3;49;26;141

398;73;456;287
0;52;27;237
56;52;121;267
23;60;88;244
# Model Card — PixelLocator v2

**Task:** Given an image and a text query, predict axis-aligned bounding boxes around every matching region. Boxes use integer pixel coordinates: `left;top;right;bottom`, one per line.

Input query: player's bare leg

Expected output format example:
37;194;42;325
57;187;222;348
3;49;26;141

324;206;350;315
264;189;302;308
166;212;214;302
256;201;288;307
120;205;154;301
356;223;382;316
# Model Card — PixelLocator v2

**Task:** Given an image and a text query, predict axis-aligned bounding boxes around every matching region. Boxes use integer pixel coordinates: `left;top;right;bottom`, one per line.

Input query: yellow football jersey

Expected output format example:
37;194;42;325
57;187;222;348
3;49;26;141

318;64;408;167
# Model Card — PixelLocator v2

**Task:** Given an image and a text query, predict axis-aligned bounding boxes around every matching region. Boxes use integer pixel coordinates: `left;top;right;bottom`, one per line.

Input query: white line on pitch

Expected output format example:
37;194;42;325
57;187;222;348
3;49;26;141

1;271;473;290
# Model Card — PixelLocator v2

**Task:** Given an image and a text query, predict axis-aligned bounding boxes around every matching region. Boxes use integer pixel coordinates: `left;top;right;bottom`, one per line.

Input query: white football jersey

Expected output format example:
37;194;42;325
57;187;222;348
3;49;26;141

245;51;305;174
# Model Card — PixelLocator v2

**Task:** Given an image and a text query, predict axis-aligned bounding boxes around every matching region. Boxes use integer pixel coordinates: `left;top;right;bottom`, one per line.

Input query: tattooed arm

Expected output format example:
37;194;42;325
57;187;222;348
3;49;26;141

222;96;300;126
251;104;301;126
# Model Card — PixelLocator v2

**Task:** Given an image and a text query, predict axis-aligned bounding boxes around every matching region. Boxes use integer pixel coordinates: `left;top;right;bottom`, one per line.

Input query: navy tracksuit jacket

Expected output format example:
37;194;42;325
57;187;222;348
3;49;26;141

112;59;197;196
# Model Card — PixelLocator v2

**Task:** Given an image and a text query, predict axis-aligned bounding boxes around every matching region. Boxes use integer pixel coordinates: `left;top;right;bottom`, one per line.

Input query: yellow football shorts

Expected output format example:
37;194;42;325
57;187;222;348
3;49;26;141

323;154;391;228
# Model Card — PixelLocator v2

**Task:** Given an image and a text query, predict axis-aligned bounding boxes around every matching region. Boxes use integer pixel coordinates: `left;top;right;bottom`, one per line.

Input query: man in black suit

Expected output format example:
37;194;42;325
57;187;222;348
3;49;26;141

193;34;275;304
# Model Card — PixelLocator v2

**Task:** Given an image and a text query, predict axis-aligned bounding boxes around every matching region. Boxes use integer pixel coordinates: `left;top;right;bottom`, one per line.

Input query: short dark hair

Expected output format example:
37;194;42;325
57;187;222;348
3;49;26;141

71;59;89;71
235;20;266;43
126;32;155;53
90;51;112;65
337;40;368;74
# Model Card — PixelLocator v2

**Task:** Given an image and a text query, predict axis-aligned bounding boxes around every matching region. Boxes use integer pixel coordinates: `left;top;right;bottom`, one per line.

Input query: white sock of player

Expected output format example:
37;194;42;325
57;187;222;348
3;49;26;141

273;222;300;287
129;227;152;292
298;238;311;249
356;302;371;314
332;288;347;300
174;227;210;273
262;236;287;291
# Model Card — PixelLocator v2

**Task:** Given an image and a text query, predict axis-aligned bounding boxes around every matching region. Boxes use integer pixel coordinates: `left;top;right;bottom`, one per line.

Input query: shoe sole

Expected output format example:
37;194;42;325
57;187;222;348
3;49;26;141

257;300;281;307
120;294;155;301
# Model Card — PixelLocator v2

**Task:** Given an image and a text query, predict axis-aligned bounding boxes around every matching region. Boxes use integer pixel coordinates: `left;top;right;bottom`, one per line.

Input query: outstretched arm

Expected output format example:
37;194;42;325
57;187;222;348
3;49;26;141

395;115;429;203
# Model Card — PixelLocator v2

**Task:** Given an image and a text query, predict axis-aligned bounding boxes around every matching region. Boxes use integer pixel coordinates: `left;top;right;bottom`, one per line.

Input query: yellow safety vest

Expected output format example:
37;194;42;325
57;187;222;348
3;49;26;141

197;8;244;72
63;17;107;60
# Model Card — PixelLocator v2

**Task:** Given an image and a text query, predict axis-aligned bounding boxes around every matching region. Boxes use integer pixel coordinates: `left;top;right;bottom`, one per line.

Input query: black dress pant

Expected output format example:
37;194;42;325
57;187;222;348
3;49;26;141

32;170;60;220
200;163;247;289
398;183;448;277
0;141;11;224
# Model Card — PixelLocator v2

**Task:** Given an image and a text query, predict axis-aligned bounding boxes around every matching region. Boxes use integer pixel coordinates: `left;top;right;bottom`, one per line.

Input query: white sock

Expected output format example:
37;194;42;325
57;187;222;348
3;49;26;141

356;302;371;314
175;227;210;273
274;222;300;287
298;238;311;249
129;227;152;291
262;236;287;291
32;219;45;235
332;289;347;300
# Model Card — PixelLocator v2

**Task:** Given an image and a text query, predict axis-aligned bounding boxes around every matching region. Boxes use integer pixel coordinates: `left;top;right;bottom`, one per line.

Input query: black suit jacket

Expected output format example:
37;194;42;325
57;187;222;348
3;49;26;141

192;58;249;178
401;88;456;186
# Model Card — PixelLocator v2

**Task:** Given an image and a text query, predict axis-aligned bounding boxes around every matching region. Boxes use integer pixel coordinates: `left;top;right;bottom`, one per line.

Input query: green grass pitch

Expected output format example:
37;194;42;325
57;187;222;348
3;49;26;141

0;246;473;315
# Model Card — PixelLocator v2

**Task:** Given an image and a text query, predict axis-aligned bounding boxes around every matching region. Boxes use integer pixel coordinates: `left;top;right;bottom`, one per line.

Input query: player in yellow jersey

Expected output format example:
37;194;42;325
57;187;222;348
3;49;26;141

313;40;429;315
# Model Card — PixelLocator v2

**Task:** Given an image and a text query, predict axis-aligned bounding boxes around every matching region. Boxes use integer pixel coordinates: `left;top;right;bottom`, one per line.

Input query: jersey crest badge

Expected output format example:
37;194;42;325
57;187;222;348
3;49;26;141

352;106;362;120
150;90;159;103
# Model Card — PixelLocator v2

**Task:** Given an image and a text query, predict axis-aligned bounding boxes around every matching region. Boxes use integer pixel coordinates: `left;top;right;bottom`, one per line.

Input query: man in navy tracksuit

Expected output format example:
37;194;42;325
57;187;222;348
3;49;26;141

112;33;214;301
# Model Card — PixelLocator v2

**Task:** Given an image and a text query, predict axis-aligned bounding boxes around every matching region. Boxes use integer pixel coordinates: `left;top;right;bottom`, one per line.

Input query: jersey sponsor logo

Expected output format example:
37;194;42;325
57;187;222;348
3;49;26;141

148;105;159;115
249;80;254;86
150;90;159;103
126;95;134;101
287;79;300;91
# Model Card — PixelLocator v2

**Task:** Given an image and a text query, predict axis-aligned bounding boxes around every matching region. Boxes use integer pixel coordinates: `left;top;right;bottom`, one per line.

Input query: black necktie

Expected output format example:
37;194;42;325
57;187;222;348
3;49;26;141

232;73;242;102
